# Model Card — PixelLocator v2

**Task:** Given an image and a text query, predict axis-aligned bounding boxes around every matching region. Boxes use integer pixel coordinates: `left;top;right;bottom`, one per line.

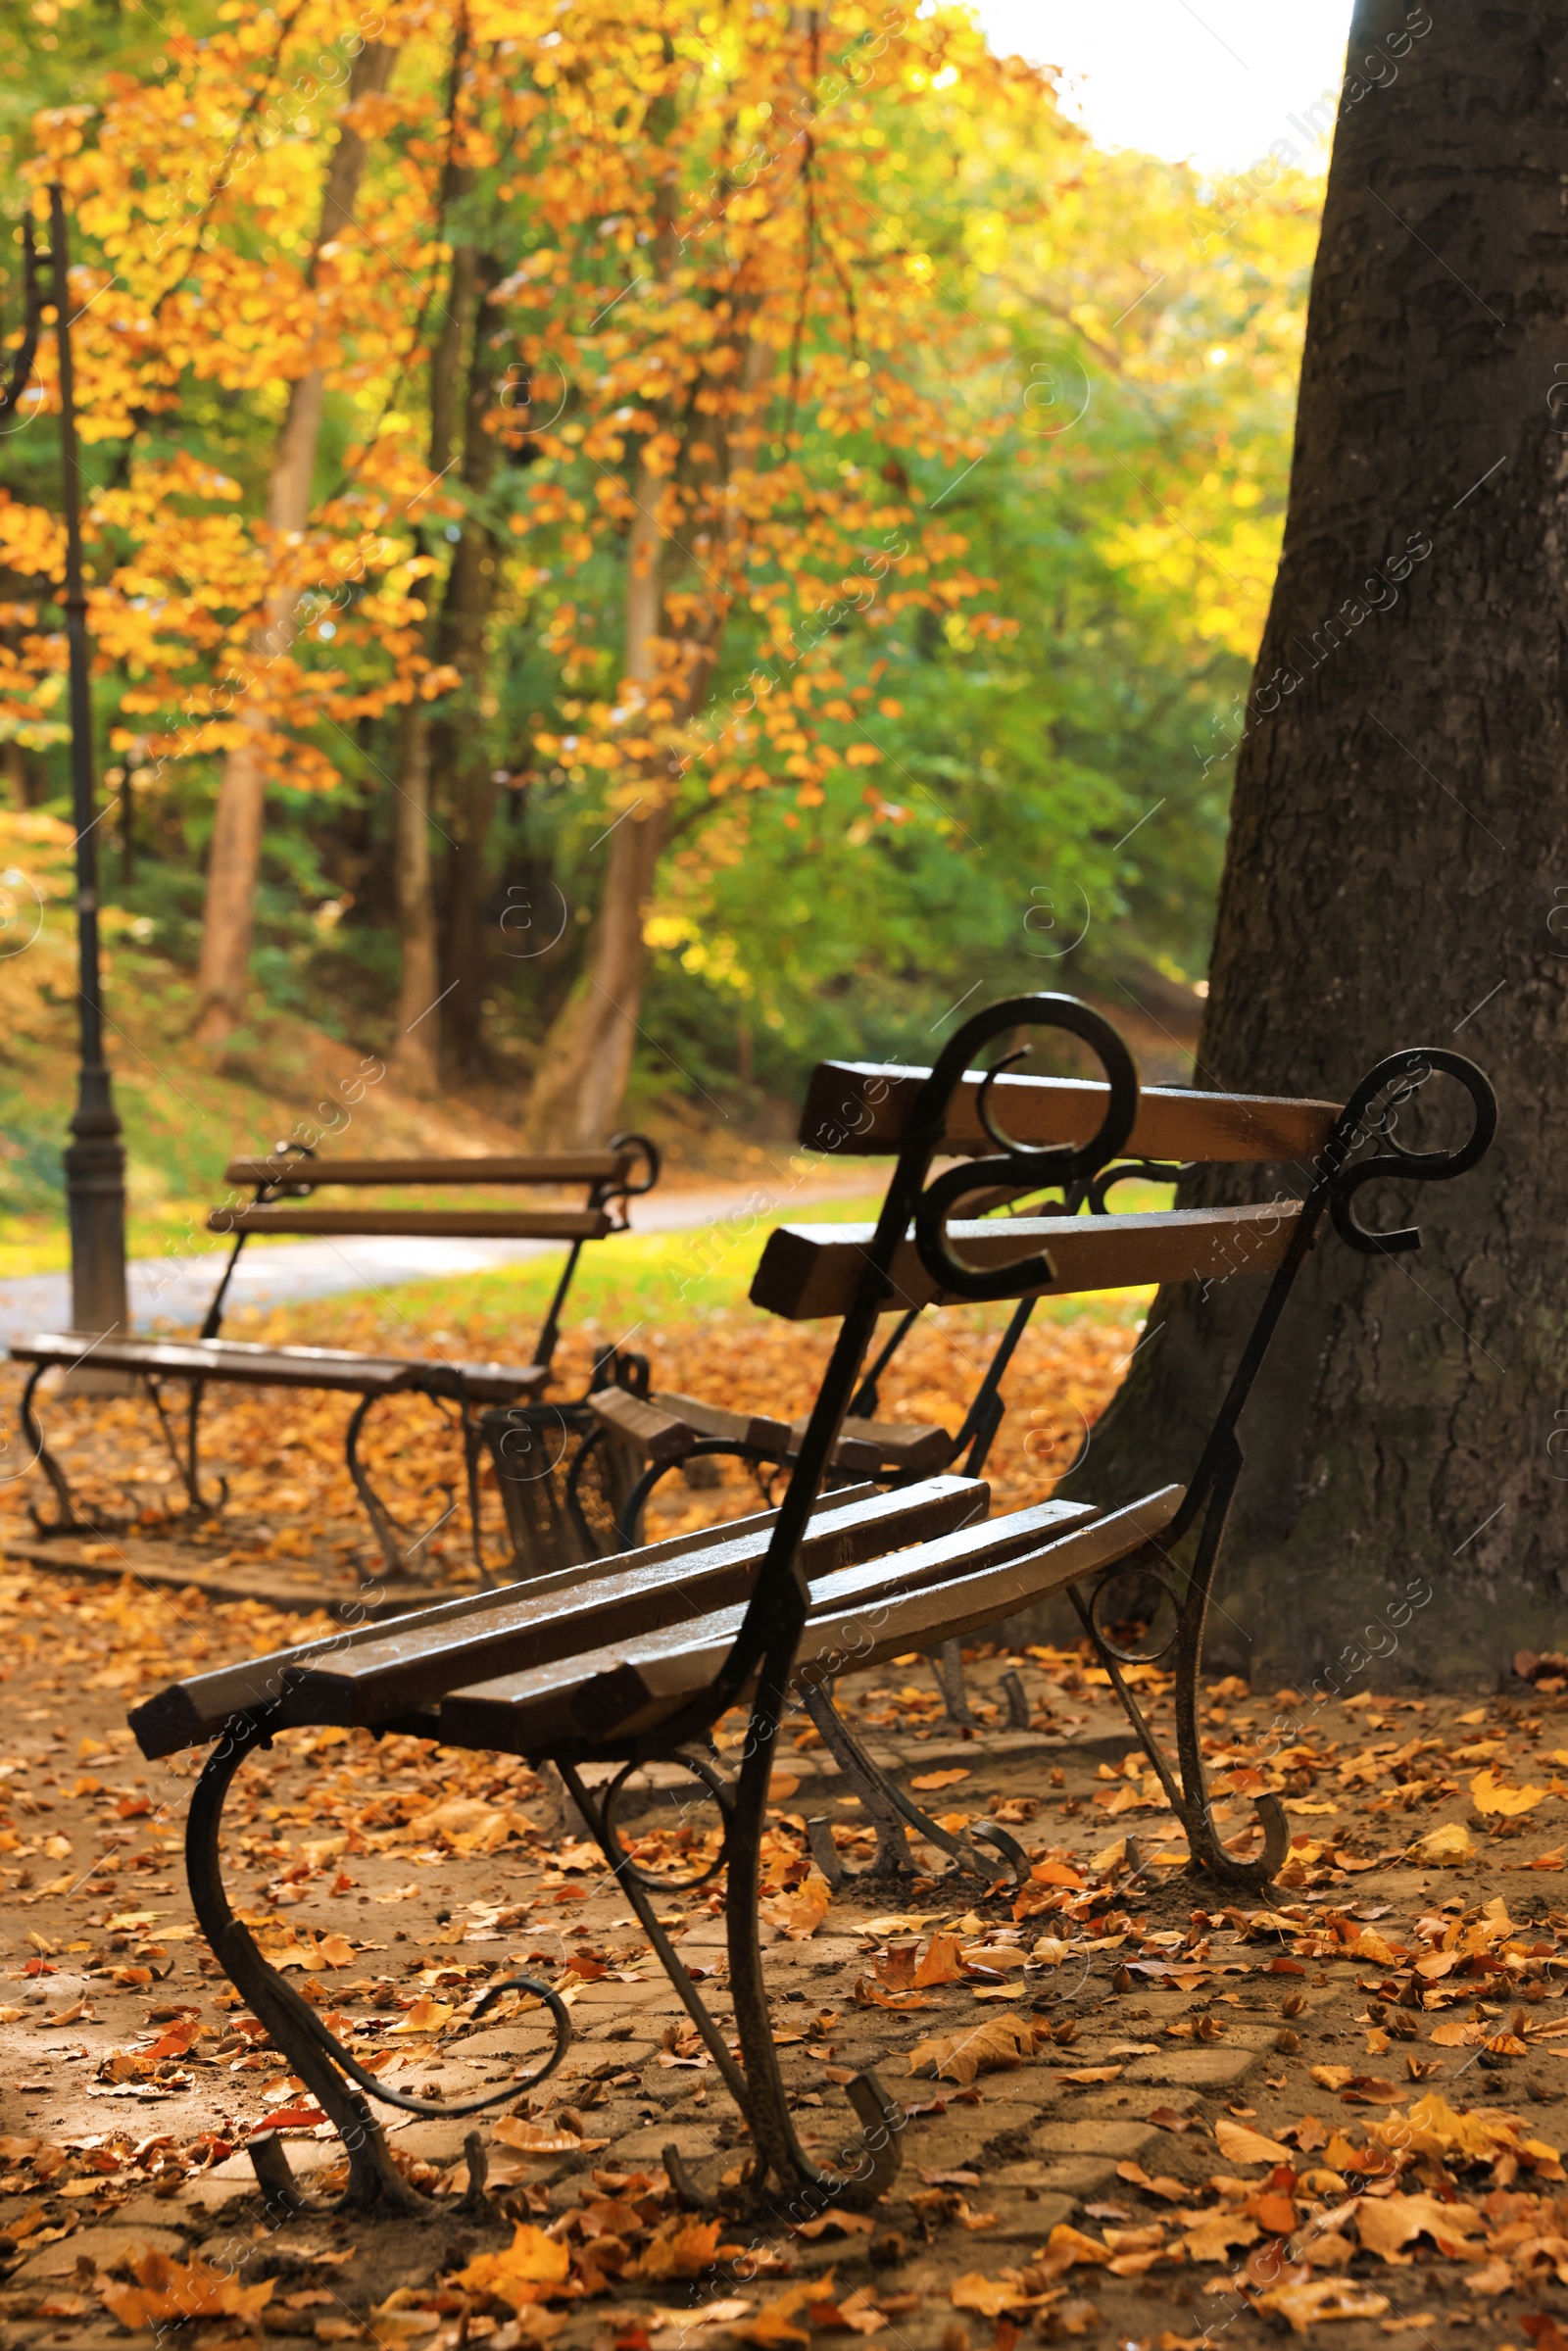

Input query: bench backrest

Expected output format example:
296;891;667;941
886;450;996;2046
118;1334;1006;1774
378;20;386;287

801;1058;1343;1166
196;1131;660;1362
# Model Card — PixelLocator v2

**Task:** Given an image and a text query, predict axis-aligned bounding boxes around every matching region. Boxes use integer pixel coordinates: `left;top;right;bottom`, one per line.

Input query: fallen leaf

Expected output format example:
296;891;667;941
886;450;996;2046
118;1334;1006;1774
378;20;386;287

452;2224;570;2307
728;2275;831;2346
1252;2278;1390;2334
910;1770;971;1791
1354;2192;1487;2264
493;2117;608;2156
1408;1822;1473;1867
97;2247;275;2329
1212;2118;1292;2167
760;1869;832;1941
1471;1771;1546;1818
908;2015;1046;2087
635;2215;733;2281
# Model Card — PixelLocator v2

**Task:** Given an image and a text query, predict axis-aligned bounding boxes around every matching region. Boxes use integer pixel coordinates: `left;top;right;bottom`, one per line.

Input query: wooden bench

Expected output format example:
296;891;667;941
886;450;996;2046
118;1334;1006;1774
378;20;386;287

129;991;1495;2226
14;1136;658;1581
583;1054;1349;1716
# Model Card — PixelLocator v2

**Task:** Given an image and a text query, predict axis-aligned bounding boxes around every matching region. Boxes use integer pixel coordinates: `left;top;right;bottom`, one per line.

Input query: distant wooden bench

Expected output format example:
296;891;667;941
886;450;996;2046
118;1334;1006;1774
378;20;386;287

128;991;1494;2228
13;1136;658;1581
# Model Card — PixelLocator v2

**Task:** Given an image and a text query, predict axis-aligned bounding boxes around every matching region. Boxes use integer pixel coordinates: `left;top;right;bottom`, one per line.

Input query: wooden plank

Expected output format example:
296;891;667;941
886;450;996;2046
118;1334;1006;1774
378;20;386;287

750;1201;1302;1322
800;1060;1341;1166
6;1535;465;1620
803;1413;952;1475
208;1206;613;1241
126;1484;877;1760
650;1390;795;1458
10;1333;551;1402
435;1489;1181;1752
276;1477;987;1729
222;1152;632;1188
588;1386;694;1467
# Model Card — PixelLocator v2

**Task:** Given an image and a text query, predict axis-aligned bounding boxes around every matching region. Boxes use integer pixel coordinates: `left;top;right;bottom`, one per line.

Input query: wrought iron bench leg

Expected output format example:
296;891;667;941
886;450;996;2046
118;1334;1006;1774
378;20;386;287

927;1636;977;1727
798;1683;1027;1886
344;1393;459;1585
1074;1443;1289;1890
558;1749;904;2217
138;1375;227;1518
20;1363;92;1537
186;1715;571;2217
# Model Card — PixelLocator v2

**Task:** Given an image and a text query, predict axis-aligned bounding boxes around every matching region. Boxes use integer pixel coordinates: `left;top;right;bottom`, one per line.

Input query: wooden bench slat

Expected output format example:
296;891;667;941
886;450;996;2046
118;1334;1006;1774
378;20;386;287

750;1201;1302;1322
12;1333;552;1403
272;1477;986;1729
436;1488;1181;1752
208;1207;613;1241
801;1060;1342;1166
222;1152;634;1189
589;1387;950;1477
127;1485;879;1760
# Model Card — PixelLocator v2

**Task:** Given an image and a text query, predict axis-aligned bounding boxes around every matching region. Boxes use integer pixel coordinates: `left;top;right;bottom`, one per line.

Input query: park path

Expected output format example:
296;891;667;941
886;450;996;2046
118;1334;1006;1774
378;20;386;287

0;1169;869;1344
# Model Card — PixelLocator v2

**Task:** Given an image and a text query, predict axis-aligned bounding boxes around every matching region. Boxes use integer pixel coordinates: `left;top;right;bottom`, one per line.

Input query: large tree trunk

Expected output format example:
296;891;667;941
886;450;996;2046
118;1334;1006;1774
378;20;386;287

193;38;395;1052
1055;0;1567;1689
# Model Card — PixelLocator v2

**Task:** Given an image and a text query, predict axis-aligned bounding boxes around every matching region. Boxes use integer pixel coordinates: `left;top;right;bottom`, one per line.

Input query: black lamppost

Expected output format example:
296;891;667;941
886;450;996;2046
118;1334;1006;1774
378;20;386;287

49;185;127;1342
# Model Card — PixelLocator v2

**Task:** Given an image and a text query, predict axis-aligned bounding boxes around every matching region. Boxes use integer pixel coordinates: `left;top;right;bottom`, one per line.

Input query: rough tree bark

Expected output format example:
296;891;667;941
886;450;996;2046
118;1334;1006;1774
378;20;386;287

193;38;395;1052
1052;0;1568;1689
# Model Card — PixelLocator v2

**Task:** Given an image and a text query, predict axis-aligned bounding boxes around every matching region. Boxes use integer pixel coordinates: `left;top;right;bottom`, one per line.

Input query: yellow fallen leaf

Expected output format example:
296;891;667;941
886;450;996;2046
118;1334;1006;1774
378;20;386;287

949;2274;1038;2316
907;2014;1046;2086
1471;1771;1546;1818
492;2117;598;2156
1408;1821;1473;1866
389;1998;454;2035
452;2225;569;2308
635;2215;733;2281
726;2276;829;2347
97;2248;274;2329
910;1769;970;1791
1310;2065;1353;2092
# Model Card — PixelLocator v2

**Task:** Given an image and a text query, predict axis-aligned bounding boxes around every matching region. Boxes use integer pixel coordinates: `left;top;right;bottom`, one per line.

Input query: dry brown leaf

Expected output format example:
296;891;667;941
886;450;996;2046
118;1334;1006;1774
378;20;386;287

1251;2278;1390;2333
1353;2192;1487;2264
1179;2212;1260;2262
727;2274;833;2346
907;2015;1045;2086
910;1770;971;1791
493;2117;609;2156
913;1933;969;1987
1211;2118;1292;2167
760;1869;832;1941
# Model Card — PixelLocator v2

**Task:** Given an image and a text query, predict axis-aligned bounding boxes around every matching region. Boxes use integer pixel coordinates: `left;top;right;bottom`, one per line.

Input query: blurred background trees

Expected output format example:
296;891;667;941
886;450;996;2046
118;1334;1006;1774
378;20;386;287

0;0;1320;1141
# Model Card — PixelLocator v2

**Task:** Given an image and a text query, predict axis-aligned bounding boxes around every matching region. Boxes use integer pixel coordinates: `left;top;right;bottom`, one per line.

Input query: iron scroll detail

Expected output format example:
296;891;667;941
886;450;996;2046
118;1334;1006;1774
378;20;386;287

912;995;1140;1304
1327;1049;1496;1256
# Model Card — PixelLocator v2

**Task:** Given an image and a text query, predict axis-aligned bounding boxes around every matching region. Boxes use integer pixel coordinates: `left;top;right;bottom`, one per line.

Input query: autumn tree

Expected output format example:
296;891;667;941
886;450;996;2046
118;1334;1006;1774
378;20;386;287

1068;0;1562;1685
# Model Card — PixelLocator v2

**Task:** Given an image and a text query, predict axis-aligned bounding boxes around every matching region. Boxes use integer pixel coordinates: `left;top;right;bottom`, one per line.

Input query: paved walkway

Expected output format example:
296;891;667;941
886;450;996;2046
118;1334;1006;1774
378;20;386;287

0;1175;869;1344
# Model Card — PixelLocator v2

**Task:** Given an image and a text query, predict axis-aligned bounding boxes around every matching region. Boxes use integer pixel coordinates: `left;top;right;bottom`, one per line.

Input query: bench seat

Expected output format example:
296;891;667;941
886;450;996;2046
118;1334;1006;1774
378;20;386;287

437;1486;1182;1752
12;1332;552;1404
128;1475;981;1756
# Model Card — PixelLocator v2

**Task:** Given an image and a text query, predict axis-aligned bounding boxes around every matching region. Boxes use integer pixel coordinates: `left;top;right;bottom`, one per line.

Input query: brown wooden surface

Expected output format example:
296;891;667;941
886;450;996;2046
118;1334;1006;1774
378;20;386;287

209;1205;613;1240
437;1488;1182;1752
222;1151;633;1188
276;1476;987;1727
12;1332;551;1404
800;1059;1342;1165
588;1386;695;1466
130;1487;886;1760
751;1201;1303;1321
